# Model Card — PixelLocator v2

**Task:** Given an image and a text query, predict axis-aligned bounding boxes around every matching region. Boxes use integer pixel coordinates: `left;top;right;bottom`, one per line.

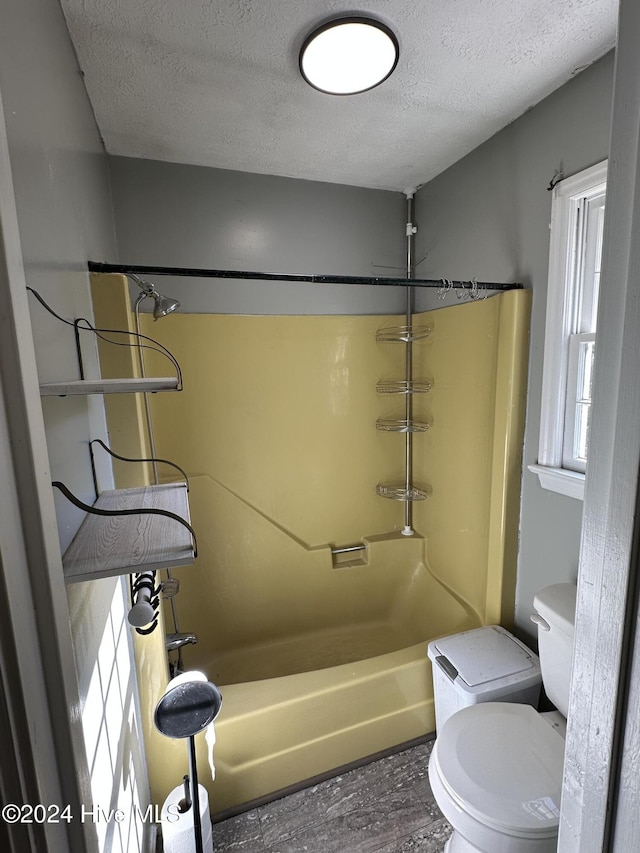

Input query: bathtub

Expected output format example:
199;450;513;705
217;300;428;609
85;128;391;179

186;533;477;816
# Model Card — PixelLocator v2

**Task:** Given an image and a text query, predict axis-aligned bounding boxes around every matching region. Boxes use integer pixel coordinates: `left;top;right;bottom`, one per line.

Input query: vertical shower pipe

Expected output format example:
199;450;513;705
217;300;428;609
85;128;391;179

402;189;418;536
134;294;183;668
134;293;160;483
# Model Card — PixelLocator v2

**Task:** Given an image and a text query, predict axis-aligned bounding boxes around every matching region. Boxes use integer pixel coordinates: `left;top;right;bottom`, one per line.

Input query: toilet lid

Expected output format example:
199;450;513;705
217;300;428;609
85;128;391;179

432;703;564;838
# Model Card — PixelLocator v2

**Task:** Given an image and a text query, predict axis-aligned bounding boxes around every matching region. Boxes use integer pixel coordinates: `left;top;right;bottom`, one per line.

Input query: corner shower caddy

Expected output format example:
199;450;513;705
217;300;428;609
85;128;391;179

375;323;433;508
29;288;195;584
374;192;433;532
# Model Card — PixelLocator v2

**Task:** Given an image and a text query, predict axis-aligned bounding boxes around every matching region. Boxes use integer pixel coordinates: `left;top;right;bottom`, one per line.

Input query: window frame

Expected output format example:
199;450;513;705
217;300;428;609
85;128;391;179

529;159;607;500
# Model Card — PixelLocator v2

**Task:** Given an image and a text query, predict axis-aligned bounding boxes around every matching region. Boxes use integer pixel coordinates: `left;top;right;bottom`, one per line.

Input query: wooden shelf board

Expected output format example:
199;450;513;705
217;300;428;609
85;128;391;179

62;483;194;583
40;377;179;396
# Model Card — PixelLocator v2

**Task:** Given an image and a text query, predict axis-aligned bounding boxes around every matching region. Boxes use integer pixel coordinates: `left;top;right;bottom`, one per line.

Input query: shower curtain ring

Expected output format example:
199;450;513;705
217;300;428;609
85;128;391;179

439;278;454;300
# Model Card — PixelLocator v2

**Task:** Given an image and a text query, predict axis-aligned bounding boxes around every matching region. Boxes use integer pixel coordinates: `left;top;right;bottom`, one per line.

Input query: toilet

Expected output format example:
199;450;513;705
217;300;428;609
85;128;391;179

428;583;577;853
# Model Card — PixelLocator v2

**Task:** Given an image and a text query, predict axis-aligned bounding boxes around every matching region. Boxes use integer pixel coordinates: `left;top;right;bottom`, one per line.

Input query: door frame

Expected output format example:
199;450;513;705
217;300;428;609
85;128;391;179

560;1;640;850
0;83;96;852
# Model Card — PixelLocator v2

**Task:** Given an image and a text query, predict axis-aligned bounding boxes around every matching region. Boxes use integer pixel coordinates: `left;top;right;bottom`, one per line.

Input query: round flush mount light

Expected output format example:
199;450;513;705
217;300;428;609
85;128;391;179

299;17;399;95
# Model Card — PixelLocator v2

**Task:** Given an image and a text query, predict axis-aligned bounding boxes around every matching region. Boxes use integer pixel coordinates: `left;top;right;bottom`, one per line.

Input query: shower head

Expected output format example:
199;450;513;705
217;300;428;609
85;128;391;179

130;274;180;319
152;293;181;319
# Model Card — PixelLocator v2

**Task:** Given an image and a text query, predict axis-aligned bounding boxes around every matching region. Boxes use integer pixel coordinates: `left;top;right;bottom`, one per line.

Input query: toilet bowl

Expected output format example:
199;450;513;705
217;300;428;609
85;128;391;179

428;583;577;853
429;703;564;852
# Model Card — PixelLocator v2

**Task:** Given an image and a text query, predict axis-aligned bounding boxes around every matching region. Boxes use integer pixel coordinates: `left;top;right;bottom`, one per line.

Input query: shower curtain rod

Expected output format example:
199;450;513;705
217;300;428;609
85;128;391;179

87;262;523;291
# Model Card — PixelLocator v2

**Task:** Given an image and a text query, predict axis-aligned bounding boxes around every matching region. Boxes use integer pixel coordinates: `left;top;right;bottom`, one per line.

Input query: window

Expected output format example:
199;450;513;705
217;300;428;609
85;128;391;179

529;160;607;500
79;579;152;852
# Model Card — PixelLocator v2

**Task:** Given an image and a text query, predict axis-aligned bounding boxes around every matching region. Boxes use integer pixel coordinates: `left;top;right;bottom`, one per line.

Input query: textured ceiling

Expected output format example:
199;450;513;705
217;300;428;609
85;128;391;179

59;0;617;191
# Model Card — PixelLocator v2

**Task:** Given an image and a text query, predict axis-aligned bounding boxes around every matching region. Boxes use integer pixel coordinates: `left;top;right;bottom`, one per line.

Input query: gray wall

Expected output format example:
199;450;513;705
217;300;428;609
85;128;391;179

0;2;151;849
414;53;615;639
108;156;407;314
0;0;117;542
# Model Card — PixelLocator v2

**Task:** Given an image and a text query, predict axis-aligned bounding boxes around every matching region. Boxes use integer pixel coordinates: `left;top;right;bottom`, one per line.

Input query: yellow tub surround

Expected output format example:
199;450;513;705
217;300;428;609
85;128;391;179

90;274;154;487
93;277;530;815
413;292;530;627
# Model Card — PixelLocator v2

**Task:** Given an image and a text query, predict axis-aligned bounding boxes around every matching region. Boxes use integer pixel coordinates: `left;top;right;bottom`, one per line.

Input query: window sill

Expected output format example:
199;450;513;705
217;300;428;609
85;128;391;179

528;464;585;501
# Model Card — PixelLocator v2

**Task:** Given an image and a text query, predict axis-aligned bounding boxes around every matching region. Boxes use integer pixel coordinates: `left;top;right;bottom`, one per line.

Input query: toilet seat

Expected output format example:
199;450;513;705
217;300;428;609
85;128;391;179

430;702;564;840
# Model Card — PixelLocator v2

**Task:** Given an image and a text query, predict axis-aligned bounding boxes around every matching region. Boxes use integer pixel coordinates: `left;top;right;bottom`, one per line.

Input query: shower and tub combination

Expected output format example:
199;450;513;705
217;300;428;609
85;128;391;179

91;263;529;816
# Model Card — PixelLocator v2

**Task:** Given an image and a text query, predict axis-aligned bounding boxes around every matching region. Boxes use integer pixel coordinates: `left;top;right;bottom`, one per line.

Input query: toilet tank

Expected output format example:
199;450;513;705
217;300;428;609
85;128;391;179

532;583;577;717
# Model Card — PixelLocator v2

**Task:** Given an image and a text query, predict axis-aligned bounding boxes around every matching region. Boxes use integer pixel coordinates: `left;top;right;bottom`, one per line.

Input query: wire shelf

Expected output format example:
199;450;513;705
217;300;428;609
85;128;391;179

376;379;433;394
376;325;432;343
376;417;431;433
376;483;432;501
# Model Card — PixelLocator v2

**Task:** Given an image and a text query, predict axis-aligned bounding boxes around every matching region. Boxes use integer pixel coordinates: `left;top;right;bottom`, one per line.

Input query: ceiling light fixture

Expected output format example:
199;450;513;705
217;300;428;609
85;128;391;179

299;17;399;95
